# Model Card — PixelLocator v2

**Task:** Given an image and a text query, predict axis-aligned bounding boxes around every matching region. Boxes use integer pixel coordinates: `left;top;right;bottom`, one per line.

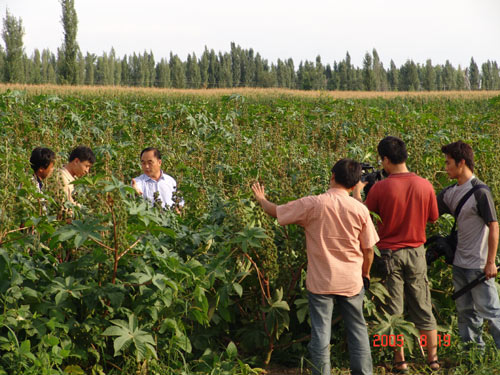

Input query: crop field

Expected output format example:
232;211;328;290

1;85;500;374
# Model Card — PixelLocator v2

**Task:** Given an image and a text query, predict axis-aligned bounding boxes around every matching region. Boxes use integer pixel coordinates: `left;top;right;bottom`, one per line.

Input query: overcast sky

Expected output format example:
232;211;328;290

2;0;499;68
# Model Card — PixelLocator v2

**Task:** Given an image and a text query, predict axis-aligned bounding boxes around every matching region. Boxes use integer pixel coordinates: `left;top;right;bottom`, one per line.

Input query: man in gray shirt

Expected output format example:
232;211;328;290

437;140;500;348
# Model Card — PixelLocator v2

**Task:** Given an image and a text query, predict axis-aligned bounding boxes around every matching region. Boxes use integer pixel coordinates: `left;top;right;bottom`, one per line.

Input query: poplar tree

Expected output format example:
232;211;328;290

362;52;375;90
120;56;131;86
399;60;419;91
314;56;326;90
434;65;443;90
0;46;5;82
468;58;480;90
207;49;217;88
186;53;201;88
95;53;110;85
199;48;209;88
145;51;155;87
155;58;170;88
60;0;79;84
481;61;493;90
286;58;296;89
372;49;387;90
276;59;289;88
84;52;96;85
169;53;185;88
423;59;436;91
31;49;42;84
41;49;54;83
455;65;466;90
442;60;455;90
76;51;85;85
130;53;143;86
328;61;339;90
2;10;25;83
230;42;241;87
387;60;398;90
492;62;500;89
219;52;233;88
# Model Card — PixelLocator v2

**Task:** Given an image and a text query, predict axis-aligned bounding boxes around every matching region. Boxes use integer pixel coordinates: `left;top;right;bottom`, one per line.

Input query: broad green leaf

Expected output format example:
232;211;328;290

226;341;238;359
63;365;85;375
102;326;127;337
113;335;131;356
18;340;31;355
233;282;243;297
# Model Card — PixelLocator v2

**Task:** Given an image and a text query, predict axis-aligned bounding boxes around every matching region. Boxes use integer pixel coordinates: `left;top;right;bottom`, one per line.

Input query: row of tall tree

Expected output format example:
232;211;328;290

2;4;499;91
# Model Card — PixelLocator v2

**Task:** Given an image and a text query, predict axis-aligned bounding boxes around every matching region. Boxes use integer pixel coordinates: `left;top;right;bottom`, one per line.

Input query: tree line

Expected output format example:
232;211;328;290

1;3;499;91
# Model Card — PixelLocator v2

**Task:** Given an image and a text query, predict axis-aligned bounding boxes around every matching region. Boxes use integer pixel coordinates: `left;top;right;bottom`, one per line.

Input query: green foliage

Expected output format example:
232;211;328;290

1;10;25;83
1;89;500;373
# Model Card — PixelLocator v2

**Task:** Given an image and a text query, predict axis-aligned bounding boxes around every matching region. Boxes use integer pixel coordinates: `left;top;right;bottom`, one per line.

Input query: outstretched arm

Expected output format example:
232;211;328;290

252;182;277;218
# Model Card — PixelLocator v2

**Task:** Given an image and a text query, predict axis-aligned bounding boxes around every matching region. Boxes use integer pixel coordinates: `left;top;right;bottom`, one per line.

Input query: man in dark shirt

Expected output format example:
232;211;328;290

30;147;56;192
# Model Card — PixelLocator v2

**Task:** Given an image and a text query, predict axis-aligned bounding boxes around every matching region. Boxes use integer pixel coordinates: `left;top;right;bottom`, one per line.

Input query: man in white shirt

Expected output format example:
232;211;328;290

132;147;182;210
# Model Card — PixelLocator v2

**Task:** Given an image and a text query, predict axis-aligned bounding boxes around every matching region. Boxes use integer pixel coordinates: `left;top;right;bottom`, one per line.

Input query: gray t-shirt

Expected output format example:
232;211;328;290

437;176;497;269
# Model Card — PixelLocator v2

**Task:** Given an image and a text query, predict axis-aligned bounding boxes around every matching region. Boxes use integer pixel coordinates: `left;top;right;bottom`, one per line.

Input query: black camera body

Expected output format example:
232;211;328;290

361;163;386;196
425;233;457;265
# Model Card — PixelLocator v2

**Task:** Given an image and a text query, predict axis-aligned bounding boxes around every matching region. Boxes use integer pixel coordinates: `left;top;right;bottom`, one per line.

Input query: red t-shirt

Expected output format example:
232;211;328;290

365;173;438;250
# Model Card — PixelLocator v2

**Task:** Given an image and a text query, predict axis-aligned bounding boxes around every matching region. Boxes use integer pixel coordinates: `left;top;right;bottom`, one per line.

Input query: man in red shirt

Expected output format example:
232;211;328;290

354;136;439;372
253;159;379;375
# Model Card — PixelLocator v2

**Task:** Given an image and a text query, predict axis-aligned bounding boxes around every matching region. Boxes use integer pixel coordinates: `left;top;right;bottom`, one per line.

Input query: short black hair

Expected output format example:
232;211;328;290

377;136;408;164
140;147;161;160
69;146;96;164
441;140;474;172
30;147;56;172
331;158;362;189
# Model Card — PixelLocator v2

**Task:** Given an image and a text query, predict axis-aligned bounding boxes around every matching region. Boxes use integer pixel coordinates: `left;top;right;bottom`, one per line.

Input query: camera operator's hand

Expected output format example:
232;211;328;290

363;276;370;291
352;181;367;202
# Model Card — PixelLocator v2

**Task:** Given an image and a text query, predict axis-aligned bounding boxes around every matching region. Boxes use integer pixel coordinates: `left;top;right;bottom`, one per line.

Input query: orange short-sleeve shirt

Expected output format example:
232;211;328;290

277;188;379;296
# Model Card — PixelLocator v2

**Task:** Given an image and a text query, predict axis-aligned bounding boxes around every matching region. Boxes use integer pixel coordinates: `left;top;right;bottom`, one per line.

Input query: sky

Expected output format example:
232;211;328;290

1;0;499;69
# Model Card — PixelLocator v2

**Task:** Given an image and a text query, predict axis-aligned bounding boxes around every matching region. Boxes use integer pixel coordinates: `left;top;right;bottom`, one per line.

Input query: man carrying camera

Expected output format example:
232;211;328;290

252;159;379;375
437;141;500;349
354;136;439;372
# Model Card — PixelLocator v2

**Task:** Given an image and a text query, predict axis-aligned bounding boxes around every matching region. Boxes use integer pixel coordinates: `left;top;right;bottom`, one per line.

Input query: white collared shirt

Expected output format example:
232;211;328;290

133;171;182;208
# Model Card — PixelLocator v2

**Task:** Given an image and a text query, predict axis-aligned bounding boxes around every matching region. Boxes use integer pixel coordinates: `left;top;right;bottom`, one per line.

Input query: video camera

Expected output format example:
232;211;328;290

361;163;386;196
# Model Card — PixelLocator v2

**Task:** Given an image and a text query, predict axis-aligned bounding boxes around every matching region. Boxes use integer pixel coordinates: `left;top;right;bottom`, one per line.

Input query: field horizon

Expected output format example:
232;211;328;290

1;83;500;100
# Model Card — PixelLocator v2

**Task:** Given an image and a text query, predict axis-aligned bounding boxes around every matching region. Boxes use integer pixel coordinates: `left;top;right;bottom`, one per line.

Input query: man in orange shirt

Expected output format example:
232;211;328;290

252;159;379;375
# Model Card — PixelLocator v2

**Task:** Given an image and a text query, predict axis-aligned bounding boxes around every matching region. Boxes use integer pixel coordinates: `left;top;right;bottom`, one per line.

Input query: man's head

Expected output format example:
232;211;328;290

30;147;56;180
67;146;96;178
140;147;162;179
377;136;408;167
330;158;362;189
441;140;474;178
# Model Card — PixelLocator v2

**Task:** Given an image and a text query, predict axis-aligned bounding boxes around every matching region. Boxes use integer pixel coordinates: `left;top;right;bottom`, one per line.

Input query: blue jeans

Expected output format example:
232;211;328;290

453;266;500;348
308;289;372;375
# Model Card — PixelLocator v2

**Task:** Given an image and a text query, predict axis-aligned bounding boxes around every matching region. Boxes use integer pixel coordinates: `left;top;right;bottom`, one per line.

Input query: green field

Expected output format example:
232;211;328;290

1;86;500;374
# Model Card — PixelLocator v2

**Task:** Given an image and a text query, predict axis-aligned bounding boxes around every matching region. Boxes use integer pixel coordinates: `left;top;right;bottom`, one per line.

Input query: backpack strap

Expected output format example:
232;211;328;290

451;183;488;230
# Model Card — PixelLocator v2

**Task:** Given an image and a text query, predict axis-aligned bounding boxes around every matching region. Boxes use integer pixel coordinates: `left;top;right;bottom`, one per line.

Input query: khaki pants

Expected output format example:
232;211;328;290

383;245;437;330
